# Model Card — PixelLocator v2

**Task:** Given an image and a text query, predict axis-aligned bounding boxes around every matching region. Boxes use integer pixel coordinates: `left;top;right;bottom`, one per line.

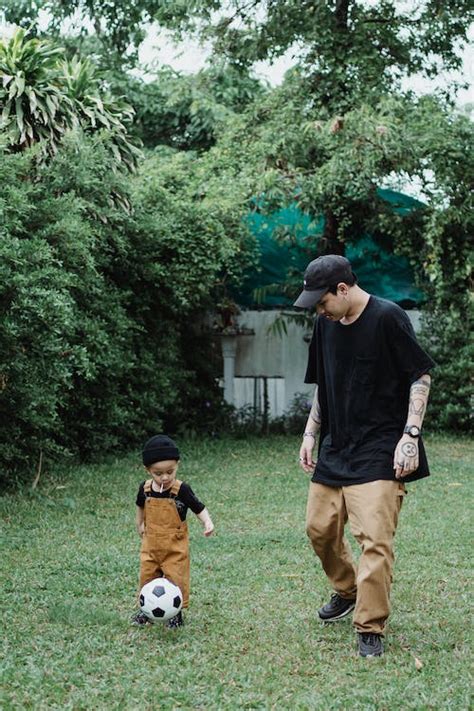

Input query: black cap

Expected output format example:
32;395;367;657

293;255;355;309
142;435;180;467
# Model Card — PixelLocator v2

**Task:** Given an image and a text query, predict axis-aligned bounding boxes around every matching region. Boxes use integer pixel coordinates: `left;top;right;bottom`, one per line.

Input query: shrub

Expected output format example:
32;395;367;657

420;306;473;433
0;135;254;486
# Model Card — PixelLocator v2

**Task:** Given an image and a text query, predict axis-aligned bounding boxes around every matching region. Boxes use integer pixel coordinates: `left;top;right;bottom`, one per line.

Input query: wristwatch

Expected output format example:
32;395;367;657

404;425;421;438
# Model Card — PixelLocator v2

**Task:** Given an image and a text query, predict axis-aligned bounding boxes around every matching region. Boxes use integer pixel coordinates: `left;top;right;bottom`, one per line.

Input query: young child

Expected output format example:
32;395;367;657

132;434;214;628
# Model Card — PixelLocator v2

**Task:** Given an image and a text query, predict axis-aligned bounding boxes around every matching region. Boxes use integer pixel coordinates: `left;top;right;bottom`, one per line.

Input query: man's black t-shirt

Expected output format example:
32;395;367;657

136;481;205;521
305;296;435;486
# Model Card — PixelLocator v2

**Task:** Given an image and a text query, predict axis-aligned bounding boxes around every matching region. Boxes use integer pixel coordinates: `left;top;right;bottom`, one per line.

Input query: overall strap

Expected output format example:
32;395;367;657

144;479;153;495
169;479;182;497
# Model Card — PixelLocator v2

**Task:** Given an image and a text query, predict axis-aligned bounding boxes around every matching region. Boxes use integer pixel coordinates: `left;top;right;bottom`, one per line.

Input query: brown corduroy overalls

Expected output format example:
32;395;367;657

139;479;190;608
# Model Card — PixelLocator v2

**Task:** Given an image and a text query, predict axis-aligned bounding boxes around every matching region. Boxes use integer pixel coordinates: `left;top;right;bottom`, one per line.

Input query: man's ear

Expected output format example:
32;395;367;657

337;282;349;296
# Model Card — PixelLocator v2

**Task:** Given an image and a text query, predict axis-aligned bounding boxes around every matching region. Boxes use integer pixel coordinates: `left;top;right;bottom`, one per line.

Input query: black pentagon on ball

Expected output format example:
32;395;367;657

151;606;166;618
139;594;145;606
173;596;181;608
152;585;166;598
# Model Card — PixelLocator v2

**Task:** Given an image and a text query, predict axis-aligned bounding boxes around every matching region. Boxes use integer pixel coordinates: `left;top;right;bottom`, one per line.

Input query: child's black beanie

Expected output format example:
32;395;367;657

142;435;180;467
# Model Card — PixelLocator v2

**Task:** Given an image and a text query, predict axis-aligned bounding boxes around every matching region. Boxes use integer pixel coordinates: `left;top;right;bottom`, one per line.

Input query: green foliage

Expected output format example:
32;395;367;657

420;308;473;432
13;0;471;93
0;28;140;168
154;1;473;105
127;64;266;151
0;28;74;153
0;134;255;485
61;56;141;170
1;1;471;469
2;0;160;67
209;78;473;430
220;392;312;438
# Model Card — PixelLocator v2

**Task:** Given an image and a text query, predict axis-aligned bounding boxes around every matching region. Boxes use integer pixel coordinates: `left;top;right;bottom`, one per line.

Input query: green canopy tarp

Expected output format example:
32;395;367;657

235;189;425;308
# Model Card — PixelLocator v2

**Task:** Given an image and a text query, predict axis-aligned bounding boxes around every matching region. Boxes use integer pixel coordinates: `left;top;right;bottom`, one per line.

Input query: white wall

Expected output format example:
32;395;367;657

232;311;313;415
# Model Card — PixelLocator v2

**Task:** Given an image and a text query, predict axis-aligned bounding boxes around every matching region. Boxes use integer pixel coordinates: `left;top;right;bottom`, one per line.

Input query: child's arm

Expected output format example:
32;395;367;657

196;507;214;537
136;505;145;537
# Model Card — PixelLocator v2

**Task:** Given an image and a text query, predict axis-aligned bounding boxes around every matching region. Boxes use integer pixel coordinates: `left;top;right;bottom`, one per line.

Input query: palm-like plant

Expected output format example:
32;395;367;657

0;28;75;154
62;56;141;170
0;29;141;168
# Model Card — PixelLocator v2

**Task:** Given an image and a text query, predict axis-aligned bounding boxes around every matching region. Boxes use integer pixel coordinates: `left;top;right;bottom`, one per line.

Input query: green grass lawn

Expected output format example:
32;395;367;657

1;434;472;710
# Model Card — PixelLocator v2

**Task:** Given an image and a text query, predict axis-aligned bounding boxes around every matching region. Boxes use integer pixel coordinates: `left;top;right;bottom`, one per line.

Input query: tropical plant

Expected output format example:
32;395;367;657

0;28;140;167
0;27;75;154
61;56;141;169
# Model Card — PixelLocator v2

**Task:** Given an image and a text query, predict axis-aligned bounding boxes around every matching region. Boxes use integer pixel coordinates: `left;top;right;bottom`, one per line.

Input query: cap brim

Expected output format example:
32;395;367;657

293;287;327;309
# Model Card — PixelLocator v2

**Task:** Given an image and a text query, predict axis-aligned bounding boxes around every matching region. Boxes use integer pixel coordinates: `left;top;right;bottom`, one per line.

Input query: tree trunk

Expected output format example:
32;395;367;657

321;210;345;255
335;0;350;30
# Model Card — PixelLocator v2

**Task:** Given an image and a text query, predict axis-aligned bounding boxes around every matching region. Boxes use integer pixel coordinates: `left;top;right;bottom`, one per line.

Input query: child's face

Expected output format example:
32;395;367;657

146;459;179;491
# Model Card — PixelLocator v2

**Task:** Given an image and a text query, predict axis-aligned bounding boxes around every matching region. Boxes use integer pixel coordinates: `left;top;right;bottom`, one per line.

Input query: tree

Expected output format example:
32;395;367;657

125;63;266;150
8;1;472;84
155;1;472;91
61;55;141;169
2;0;162;68
2;2;471;439
169;2;471;431
140;1;473;249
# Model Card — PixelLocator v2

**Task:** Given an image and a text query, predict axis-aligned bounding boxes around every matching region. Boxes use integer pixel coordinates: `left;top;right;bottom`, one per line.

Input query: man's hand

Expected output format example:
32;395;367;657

393;435;419;479
299;434;317;474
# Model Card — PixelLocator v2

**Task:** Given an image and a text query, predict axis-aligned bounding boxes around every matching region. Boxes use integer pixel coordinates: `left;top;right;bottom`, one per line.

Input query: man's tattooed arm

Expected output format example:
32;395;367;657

299;386;321;472
394;373;431;479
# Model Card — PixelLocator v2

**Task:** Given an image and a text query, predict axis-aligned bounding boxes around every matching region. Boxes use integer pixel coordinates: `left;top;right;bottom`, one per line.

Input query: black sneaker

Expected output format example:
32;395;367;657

358;632;384;657
131;611;150;626
166;611;184;629
318;593;356;621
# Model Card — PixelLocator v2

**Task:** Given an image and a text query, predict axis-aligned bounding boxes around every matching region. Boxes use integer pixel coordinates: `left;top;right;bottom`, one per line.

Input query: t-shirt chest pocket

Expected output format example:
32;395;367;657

352;356;377;386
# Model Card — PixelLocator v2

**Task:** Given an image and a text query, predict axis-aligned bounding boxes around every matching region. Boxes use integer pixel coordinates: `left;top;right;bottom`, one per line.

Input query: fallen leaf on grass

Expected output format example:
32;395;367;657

414;657;423;671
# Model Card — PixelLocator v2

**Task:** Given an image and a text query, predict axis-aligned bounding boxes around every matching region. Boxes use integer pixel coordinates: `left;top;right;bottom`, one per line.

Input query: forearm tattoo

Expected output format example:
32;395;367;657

410;399;425;416
310;387;321;426
408;377;431;419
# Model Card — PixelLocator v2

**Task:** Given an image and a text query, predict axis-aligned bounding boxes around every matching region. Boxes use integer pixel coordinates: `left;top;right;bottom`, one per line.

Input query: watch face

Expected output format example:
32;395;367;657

408;426;420;437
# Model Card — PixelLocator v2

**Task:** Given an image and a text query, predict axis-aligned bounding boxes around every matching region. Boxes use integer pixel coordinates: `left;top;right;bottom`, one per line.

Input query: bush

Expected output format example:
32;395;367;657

270;392;312;435
0;135;254;486
420;307;473;433
220;393;312;438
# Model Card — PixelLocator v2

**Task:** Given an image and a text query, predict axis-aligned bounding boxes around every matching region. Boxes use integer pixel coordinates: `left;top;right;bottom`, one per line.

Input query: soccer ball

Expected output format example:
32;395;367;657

139;577;183;622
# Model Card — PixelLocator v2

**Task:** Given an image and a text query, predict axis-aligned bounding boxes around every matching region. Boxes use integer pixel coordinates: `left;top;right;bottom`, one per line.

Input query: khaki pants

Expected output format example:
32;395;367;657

306;479;405;635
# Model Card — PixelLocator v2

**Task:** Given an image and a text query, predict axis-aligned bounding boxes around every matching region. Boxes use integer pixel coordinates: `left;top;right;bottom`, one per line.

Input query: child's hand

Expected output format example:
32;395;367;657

203;520;215;537
197;507;214;536
138;522;145;537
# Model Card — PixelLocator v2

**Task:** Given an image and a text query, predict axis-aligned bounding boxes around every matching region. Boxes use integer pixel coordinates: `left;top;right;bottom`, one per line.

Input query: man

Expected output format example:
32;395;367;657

295;254;434;658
